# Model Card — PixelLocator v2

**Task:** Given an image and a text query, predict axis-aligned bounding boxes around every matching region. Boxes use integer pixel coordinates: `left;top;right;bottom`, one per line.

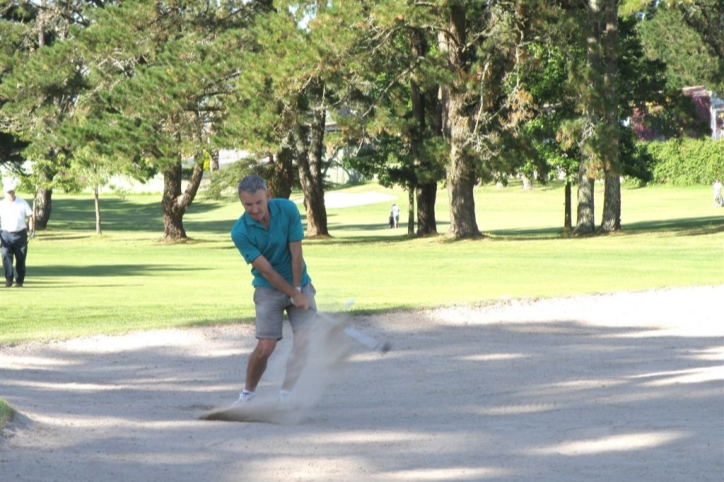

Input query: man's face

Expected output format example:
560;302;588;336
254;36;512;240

4;190;15;201
239;189;269;223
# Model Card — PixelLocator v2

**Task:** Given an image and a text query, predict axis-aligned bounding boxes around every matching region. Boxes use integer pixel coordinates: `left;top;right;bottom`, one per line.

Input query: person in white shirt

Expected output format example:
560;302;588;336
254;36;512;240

0;181;34;287
390;203;400;229
713;179;723;207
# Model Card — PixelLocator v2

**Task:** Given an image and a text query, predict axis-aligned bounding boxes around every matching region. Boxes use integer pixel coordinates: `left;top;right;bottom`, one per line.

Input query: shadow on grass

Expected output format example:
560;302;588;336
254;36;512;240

624;216;724;236
308;234;418;246
483;227;562;240
445;215;723;241
29;264;198;278
32;233;96;242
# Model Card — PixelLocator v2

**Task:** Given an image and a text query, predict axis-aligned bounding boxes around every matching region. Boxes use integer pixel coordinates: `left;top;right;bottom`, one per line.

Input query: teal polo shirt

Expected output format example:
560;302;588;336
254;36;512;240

231;198;311;288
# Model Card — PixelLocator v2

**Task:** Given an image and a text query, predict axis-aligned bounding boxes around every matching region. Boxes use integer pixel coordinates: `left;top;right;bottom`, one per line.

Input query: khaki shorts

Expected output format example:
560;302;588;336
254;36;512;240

253;283;317;339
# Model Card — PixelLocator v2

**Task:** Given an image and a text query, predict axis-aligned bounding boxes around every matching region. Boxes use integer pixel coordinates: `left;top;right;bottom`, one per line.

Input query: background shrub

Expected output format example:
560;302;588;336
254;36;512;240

644;138;724;185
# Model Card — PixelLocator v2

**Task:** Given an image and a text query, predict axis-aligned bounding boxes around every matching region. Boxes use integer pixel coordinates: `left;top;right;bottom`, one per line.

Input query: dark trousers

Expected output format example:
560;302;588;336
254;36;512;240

1;229;28;284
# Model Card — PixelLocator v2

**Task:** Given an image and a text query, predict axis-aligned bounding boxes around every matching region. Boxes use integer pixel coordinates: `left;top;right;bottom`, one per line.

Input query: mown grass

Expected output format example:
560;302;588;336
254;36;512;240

0;180;721;345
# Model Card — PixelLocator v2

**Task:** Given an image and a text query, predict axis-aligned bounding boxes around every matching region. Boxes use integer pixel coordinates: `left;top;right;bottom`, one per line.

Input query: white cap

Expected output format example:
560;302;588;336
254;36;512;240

2;179;17;192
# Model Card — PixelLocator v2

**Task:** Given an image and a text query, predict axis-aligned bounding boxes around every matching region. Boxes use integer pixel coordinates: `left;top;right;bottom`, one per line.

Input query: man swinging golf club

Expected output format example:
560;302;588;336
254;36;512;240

230;175;317;408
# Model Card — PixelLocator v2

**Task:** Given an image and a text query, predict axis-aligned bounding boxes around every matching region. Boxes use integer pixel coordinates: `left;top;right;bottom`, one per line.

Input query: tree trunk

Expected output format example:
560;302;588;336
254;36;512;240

209;149;219;171
416;182;438;236
576;0;602;236
440;5;481;239
446;146;480;238
162;164;187;240
409;27;426;237
268;146;294;199
575;162;595;234
94;186;102;236
414;82;443;236
407;189;414;236
292;116;328;237
599;0;621;233
33;187;52;230
306;97;329;236
600;172;621;232
161;160;205;240
563;180;572;234
445;86;480;238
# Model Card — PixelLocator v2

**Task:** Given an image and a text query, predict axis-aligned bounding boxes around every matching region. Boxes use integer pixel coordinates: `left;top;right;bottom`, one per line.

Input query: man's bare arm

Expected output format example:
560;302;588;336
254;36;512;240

251;253;310;309
289;240;303;289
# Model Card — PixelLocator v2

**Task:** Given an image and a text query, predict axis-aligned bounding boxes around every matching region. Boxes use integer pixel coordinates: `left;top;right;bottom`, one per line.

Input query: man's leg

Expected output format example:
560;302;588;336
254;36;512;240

14;231;27;285
244;338;277;392
240;287;286;396
1;232;14;285
281;328;311;392
282;283;317;392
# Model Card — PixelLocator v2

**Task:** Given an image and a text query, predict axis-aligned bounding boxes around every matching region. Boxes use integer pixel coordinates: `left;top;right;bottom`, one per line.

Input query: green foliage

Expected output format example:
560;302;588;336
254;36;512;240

345;132;447;190
205;158;258;200
626;0;724;92
644;138;724;185
521;11;663;185
304;1;450;193
0;0;720;239
637;6;722;92
78;1;237;166
0;398;14;427
618;15;668;113
670;0;724;90
0;131;28;171
620;126;655;184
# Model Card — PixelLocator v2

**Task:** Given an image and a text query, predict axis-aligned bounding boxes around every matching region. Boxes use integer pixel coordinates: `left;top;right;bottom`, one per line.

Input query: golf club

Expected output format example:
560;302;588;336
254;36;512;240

293;295;390;353
314;309;391;354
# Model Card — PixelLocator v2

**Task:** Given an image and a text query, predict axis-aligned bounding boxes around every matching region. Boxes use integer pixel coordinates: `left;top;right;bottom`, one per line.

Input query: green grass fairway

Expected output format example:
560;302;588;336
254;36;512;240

1;181;721;344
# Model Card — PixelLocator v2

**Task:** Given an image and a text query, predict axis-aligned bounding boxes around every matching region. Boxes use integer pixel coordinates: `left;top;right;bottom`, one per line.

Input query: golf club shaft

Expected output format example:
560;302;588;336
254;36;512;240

315;310;389;352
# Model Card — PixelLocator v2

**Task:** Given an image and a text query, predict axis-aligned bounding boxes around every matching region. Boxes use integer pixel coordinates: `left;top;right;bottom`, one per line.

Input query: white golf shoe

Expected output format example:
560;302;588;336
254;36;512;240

232;389;255;406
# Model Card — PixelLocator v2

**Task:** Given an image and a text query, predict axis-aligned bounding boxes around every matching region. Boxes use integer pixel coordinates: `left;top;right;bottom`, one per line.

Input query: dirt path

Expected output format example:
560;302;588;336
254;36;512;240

1;286;722;482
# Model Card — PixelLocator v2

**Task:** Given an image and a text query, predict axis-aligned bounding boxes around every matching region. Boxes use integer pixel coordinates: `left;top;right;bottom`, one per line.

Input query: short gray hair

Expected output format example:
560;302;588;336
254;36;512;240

238;175;267;195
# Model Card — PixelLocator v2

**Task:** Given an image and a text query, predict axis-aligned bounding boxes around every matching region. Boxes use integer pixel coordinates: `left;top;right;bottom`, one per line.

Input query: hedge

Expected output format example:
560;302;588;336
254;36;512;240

643;138;724;186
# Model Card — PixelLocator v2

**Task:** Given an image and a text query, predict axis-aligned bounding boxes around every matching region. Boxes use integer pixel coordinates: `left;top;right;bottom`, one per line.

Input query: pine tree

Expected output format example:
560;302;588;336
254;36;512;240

0;0;99;229
637;6;721;91
75;0;260;240
222;1;358;237
0;4;31;173
336;1;447;236
434;1;546;239
623;0;724;92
